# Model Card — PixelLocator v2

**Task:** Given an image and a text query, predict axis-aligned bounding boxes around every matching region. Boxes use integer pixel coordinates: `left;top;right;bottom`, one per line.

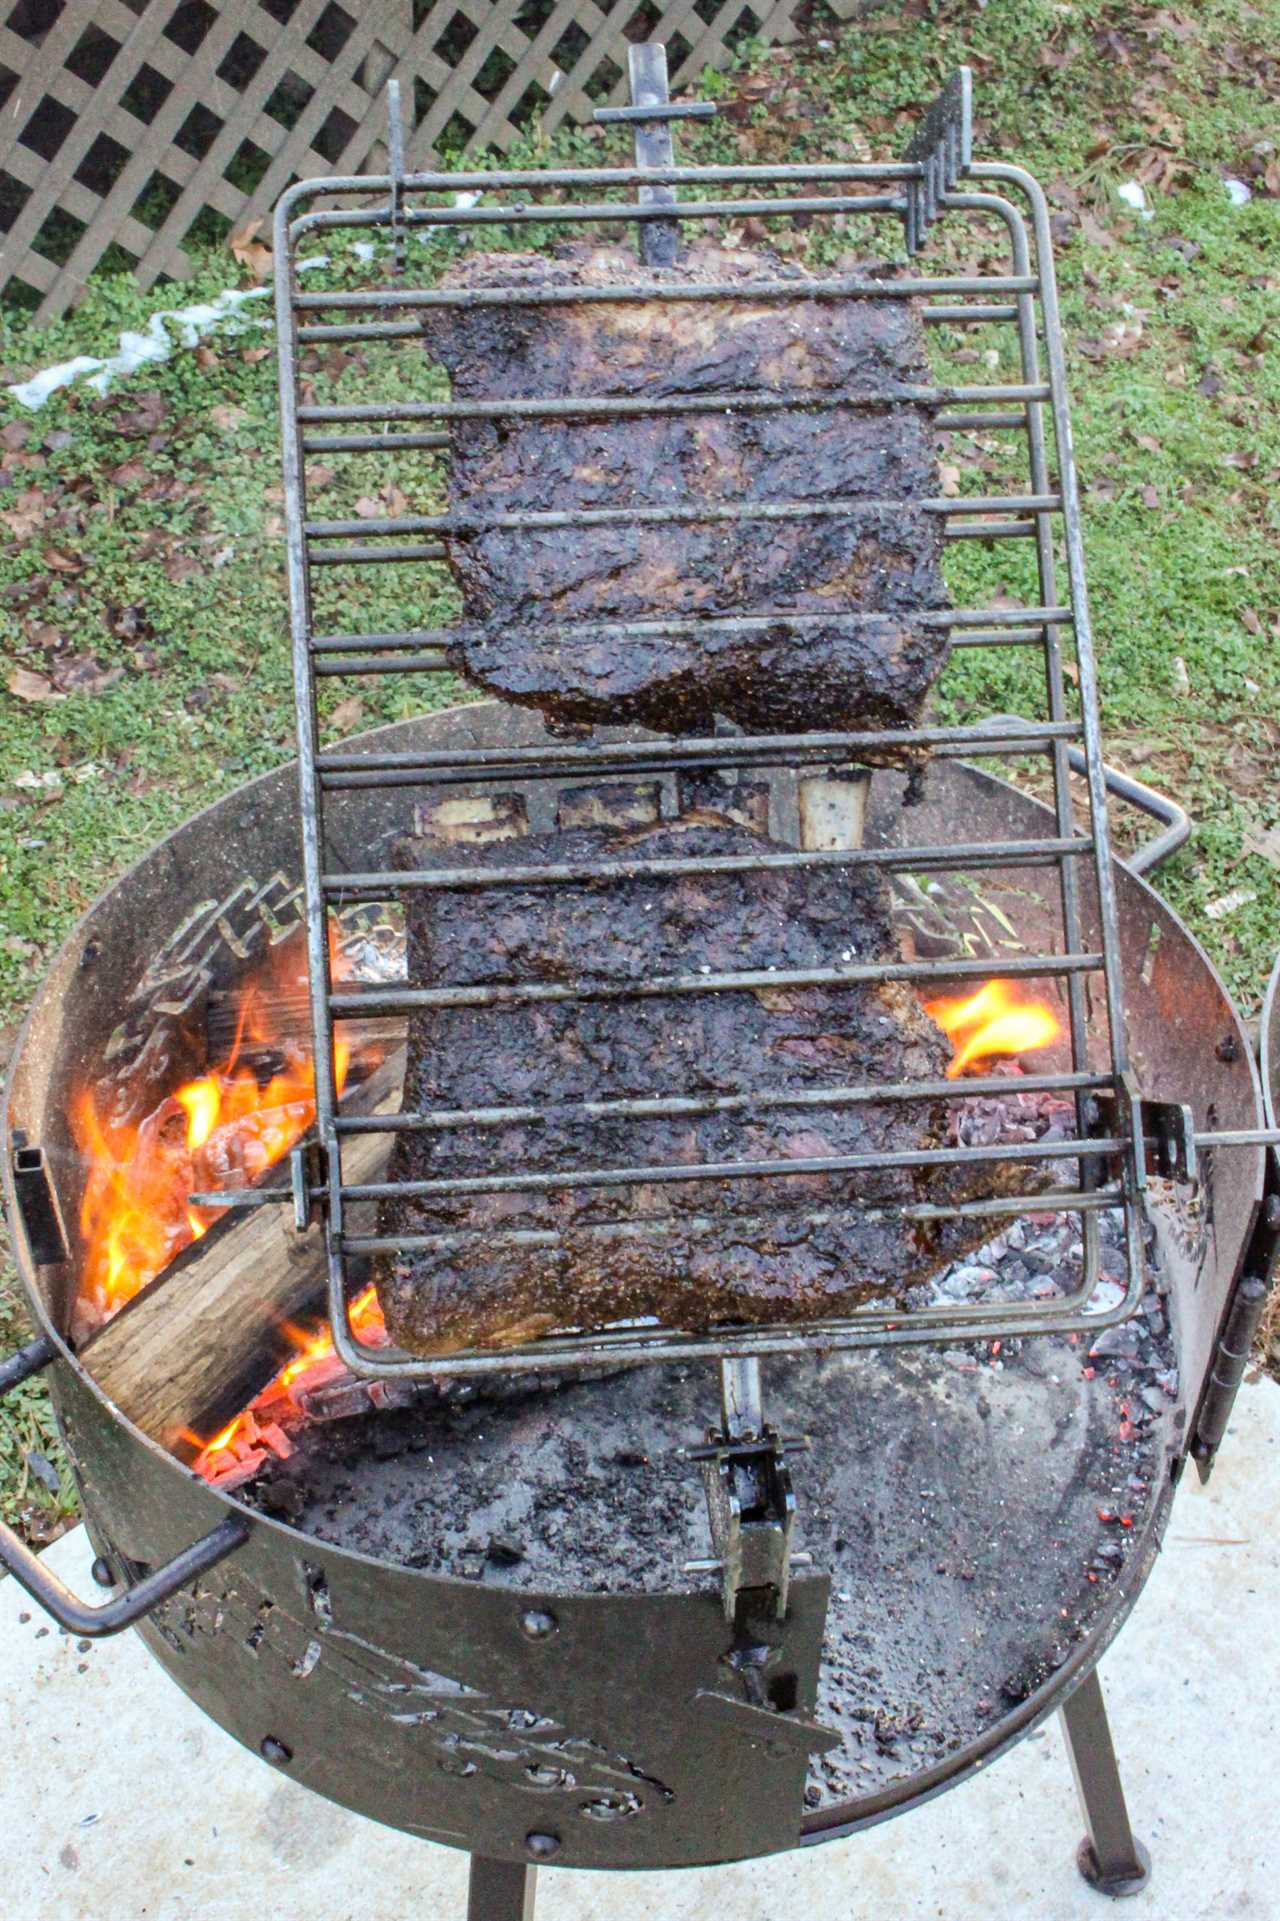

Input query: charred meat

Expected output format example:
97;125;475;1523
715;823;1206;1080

426;246;950;747
374;813;1039;1355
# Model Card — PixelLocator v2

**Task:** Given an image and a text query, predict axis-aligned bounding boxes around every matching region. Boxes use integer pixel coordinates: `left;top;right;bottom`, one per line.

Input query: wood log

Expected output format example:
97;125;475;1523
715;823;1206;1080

77;794;529;1448
79;1050;403;1451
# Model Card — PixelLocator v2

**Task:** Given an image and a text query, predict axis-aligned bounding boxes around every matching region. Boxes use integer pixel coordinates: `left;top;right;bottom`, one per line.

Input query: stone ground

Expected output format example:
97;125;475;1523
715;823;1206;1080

1;1379;1277;1921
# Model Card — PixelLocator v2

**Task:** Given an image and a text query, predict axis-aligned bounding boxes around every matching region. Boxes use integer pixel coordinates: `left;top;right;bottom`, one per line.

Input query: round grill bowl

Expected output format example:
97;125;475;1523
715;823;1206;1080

2;704;1265;1870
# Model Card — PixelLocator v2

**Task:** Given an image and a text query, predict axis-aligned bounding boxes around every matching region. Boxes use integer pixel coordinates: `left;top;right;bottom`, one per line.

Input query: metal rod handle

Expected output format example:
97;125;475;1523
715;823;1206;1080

0;1337;249;1637
1065;746;1190;877
990;716;1191;877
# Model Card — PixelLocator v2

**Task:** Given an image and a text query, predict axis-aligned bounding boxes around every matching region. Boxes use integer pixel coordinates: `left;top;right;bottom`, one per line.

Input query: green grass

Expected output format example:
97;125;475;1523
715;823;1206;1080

0;0;1277;1542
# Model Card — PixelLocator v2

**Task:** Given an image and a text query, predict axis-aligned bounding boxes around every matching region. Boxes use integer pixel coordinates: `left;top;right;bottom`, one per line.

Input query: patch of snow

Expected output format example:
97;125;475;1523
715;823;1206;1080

1116;179;1154;220
7;285;272;411
296;254;331;273
8;354;105;409
1224;177;1252;206
350;240;377;263
453;190;483;209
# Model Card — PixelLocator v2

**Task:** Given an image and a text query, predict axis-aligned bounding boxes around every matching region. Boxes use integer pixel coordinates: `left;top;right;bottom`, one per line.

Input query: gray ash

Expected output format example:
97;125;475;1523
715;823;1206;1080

237;1171;1180;1810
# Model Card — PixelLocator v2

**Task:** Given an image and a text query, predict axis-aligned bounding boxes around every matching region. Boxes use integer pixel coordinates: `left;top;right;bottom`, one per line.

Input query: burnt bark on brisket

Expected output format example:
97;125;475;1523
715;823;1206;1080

427;246;950;747
374;813;1038;1356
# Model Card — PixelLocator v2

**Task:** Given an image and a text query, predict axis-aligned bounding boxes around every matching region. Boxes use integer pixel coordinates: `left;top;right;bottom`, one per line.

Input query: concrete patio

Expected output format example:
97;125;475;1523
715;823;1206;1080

2;1379;1277;1921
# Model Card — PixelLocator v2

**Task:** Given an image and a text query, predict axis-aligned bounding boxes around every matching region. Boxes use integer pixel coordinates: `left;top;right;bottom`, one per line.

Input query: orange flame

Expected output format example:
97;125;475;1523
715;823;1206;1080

72;928;360;1320
923;978;1062;1080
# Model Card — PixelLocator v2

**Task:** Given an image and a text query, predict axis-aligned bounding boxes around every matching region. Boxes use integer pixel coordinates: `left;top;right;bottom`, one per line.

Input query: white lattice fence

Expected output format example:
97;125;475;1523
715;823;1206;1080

0;0;804;320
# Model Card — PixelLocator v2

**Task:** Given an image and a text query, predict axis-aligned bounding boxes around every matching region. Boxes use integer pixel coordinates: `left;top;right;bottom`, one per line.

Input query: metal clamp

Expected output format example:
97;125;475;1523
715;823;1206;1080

901;67;972;255
0;1337;249;1637
1088;1093;1197;1187
689;1425;807;1622
684;1358;811;1621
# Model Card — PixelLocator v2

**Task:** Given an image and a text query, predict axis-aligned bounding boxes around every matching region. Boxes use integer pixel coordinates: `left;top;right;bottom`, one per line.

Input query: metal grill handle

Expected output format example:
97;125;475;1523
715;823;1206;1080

0;1335;249;1637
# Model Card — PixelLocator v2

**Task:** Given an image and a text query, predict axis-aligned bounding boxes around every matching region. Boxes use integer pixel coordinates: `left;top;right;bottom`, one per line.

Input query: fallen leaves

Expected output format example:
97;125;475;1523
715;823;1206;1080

355;483;408;518
229;216;273;284
51;655;123;696
109;390;168;439
7;666;62;704
1242;824;1280;869
108;458;149;487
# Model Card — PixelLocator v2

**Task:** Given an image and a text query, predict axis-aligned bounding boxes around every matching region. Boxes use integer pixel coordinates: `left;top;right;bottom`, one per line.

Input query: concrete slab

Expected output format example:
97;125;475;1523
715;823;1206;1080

2;1380;1278;1921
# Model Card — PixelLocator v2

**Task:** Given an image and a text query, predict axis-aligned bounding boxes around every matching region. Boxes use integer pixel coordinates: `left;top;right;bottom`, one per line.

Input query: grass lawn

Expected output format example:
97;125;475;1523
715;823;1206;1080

0;0;1277;1543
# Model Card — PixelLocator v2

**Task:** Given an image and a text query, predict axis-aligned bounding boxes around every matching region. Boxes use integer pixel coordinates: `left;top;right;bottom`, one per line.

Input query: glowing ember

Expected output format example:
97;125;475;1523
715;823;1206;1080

924;978;1062;1080
184;1284;388;1483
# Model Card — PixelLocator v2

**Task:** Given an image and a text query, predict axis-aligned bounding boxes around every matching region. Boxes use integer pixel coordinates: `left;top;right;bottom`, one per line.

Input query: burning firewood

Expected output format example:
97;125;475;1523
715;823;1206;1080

78;1050;404;1451
428;245;949;747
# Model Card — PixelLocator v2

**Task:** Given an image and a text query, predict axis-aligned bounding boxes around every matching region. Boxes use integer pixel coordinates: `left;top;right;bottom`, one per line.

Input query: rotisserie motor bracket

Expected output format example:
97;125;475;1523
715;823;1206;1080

275;101;1149;1384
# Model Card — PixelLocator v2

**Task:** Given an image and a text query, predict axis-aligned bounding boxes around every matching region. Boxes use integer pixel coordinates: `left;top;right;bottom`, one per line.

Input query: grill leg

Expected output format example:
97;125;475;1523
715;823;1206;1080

1060;1668;1151;1897
466;1856;537;1921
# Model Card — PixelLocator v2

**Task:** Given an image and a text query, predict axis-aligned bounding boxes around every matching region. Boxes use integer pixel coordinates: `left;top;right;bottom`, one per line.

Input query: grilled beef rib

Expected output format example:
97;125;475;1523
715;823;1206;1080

373;811;1037;1355
427;245;950;749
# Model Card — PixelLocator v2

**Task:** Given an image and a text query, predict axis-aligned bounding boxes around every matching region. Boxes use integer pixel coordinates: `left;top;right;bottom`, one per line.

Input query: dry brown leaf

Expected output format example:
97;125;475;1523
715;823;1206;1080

52;655;123;696
1241;606;1263;635
42;546;82;573
355;496;382;518
1243;823;1280;868
1;500;44;540
329;695;365;734
1141;484;1160;508
937;464;961;498
229;216;273;283
8;666;62;703
209;403;246;432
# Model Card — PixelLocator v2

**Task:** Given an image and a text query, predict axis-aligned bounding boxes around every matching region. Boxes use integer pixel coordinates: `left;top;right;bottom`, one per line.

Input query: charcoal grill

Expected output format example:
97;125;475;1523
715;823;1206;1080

3;48;1279;1917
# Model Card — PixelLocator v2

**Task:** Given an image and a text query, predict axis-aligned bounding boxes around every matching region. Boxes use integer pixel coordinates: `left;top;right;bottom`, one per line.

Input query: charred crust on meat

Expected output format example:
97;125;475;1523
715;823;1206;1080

425;245;951;756
374;812;1042;1355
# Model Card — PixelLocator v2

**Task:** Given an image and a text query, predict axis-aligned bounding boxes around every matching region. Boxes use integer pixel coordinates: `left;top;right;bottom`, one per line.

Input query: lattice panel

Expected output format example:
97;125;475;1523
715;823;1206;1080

0;0;803;320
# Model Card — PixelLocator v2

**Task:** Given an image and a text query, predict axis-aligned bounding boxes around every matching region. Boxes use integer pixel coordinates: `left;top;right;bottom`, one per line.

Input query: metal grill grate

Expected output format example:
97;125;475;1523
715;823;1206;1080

271;57;1149;1381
